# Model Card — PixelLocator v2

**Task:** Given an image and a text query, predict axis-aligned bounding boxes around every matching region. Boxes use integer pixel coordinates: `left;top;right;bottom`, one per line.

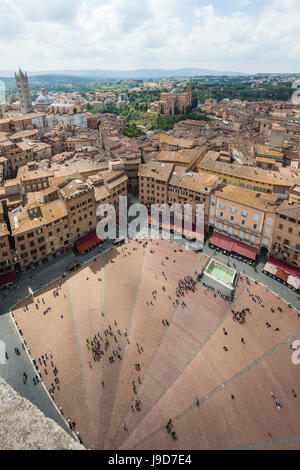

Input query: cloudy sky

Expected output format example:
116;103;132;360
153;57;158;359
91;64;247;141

1;0;300;73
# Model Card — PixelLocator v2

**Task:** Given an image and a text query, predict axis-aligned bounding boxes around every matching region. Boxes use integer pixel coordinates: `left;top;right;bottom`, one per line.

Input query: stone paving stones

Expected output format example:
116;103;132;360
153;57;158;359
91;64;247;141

67;255;104;448
119;278;300;449
11;241;300;450
104;240;198;448
13;278;94;449
131;334;300;450
112;276;229;449
98;240;146;449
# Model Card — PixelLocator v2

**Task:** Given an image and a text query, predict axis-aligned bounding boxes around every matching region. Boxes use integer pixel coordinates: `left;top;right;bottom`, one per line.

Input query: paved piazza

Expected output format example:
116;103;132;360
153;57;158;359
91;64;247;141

10;239;300;450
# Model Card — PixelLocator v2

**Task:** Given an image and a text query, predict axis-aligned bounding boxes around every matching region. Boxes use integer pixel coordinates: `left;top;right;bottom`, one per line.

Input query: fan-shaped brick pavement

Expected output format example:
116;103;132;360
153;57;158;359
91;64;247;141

12;239;300;450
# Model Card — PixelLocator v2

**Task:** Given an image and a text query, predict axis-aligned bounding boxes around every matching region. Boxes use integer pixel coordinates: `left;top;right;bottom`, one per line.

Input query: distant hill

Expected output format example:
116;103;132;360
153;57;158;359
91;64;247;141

0;74;98;90
0;68;244;81
50;68;245;79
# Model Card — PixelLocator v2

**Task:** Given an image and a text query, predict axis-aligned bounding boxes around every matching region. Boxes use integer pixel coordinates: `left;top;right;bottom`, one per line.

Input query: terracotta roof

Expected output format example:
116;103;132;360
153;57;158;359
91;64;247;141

94;185;111;202
20;169;51;182
276;200;300;219
106;174;128;190
170;167;221;193
59;180;92;199
10;199;68;236
159;135;195;148
0;222;9;237
138;162;174;182
157;148;203;165
255;144;284;158
198;159;300;187
213;184;280;211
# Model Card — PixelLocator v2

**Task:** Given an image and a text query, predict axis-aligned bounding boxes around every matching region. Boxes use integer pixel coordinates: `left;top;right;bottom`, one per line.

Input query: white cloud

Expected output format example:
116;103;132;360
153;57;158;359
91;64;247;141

0;0;299;73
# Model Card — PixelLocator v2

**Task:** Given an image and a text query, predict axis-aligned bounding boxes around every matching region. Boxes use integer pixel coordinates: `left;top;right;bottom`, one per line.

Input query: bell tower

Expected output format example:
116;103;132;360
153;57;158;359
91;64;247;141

15;68;33;114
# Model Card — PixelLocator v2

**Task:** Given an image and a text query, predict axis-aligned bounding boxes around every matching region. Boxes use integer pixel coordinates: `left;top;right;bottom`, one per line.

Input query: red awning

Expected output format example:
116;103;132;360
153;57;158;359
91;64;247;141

75;231;102;254
0;271;16;288
275;268;289;282
268;257;300;280
232;241;257;260
210;232;234;252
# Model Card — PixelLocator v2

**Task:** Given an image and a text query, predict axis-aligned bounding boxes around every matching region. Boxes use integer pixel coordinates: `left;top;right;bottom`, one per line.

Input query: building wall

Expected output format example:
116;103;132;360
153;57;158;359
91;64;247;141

198;166;291;197
61;189;97;242
21;176;50;193
271;212;300;268
139;171;214;227
0;233;13;273
209;194;275;251
15;70;33;115
13;217;69;271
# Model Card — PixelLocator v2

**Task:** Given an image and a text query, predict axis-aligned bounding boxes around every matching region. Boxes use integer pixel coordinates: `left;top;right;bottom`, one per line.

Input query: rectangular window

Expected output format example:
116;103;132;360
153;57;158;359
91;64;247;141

267;218;273;226
230;207;236;214
241;211;248;218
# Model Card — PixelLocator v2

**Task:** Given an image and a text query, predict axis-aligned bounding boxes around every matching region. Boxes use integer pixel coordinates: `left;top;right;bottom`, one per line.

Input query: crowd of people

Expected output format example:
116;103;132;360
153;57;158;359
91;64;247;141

201;281;233;303
176;276;197;298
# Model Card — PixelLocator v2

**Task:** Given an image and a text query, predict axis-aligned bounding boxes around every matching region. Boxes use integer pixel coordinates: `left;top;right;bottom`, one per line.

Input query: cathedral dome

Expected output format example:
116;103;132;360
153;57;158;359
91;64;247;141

35;88;54;104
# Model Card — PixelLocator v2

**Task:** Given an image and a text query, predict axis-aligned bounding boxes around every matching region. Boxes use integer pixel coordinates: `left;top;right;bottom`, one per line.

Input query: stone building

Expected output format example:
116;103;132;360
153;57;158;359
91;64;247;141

58;179;97;243
148;86;192;115
209;185;280;260
15;69;33;115
271;200;300;268
0;377;84;450
9;199;70;271
34;88;54;112
138;161;222;227
0;201;13;274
